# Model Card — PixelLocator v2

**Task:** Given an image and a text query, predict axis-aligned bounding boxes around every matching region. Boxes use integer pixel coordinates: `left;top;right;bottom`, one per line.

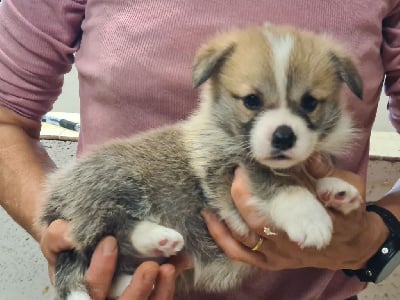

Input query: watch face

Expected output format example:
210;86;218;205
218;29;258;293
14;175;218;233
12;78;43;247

376;251;400;283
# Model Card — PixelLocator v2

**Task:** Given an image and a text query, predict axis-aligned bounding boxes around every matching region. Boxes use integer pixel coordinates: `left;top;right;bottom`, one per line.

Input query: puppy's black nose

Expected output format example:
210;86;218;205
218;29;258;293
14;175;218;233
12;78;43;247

272;125;296;151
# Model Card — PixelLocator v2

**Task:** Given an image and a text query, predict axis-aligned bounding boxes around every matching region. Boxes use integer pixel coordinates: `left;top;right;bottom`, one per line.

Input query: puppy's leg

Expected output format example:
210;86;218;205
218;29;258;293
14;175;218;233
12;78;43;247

259;186;333;249
130;220;185;257
316;177;362;214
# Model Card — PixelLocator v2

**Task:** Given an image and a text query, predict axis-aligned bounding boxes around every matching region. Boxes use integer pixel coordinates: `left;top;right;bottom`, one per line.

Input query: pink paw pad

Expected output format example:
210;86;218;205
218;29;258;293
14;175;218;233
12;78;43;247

149;230;184;257
131;222;185;258
158;239;168;246
316;177;362;215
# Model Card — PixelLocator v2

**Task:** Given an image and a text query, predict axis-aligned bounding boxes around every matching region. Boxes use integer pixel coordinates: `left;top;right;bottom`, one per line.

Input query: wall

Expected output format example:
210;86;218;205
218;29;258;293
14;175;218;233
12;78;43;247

52;66;80;113
54;67;397;133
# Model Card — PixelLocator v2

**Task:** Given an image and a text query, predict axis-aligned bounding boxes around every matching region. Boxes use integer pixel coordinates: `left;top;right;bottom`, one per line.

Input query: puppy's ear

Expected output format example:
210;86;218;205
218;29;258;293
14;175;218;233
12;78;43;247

192;41;235;88
330;52;363;100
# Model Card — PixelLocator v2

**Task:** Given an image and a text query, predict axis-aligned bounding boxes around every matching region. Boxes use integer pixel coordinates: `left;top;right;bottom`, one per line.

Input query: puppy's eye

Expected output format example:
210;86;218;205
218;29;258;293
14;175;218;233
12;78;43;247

301;94;318;113
243;94;262;110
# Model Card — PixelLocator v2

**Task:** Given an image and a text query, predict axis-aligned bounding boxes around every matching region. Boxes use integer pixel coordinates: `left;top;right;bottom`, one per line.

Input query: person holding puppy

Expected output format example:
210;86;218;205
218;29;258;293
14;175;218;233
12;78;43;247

0;1;399;299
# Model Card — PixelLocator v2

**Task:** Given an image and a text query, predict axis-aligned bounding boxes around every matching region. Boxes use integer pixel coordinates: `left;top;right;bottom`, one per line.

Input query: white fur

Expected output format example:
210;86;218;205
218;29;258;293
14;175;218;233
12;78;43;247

316;109;356;155
250;108;318;169
254;187;333;249
130;220;184;257
67;291;91;300
263;30;294;102
108;274;134;299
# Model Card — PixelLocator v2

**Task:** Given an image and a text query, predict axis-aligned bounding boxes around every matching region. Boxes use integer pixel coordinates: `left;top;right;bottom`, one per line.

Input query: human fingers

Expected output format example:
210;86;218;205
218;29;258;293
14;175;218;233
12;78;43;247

167;251;194;275
209;209;334;272
85;236;118;300
149;264;176;300
201;210;269;268
228;163;354;271
225;220;306;271
118;261;159;299
118;261;175;300
40;220;73;265
230;167;270;231
39;220;73;283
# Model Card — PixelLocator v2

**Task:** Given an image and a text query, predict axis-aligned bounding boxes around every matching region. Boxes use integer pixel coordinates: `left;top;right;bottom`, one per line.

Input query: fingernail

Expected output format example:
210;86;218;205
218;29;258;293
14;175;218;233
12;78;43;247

100;237;117;255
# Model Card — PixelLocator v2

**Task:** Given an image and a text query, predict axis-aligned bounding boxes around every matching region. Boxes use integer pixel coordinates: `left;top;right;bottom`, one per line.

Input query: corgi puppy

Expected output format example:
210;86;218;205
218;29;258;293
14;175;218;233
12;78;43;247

41;24;363;299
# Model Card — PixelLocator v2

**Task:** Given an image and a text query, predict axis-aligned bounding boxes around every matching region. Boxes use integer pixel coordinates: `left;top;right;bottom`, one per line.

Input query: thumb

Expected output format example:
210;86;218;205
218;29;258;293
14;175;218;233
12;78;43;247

231;167;272;230
305;153;335;179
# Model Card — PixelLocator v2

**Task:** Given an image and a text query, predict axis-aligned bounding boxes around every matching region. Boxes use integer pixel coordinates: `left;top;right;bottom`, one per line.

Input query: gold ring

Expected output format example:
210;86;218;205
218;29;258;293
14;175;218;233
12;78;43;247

251;237;264;251
263;227;278;236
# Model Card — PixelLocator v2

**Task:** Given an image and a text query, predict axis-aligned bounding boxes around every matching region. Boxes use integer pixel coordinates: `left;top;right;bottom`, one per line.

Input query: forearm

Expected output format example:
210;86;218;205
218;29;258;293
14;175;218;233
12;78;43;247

0;107;56;241
0;0;85;243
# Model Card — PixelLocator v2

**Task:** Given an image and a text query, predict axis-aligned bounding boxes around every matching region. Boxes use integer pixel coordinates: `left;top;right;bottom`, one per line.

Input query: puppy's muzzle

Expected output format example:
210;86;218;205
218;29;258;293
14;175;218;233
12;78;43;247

272;125;297;151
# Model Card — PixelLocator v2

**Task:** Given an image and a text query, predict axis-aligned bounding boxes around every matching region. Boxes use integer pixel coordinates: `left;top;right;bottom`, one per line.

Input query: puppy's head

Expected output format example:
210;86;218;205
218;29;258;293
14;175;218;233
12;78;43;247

192;25;362;169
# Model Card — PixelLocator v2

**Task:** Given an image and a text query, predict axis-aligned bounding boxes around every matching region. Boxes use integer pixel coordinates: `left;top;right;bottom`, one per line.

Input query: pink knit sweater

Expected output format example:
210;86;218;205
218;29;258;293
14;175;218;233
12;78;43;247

1;0;400;299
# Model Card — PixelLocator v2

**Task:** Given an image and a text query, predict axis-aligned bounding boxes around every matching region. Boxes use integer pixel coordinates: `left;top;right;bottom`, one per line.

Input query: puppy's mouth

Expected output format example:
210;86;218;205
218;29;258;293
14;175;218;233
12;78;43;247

271;153;290;160
270;150;290;160
257;151;298;169
259;154;296;170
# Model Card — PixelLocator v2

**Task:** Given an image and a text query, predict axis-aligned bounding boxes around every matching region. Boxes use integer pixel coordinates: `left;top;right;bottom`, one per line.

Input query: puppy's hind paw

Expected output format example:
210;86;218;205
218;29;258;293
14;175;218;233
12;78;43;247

316;177;362;214
131;221;185;257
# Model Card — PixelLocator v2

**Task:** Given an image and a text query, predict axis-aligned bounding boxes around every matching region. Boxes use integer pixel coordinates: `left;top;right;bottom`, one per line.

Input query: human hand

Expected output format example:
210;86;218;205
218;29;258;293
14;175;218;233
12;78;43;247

40;220;192;299
202;154;389;271
40;219;73;284
86;237;181;300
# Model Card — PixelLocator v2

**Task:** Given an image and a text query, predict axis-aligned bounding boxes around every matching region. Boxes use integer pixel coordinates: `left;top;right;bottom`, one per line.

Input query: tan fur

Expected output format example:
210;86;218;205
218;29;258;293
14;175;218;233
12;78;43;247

193;25;361;116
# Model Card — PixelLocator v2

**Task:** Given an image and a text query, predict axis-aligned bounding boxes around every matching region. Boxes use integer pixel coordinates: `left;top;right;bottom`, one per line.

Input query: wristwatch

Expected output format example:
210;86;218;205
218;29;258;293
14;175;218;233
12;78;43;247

343;204;400;283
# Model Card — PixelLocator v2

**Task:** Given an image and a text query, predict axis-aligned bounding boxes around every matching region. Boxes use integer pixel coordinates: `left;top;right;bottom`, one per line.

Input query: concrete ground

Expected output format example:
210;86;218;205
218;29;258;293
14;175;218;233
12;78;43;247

0;139;399;299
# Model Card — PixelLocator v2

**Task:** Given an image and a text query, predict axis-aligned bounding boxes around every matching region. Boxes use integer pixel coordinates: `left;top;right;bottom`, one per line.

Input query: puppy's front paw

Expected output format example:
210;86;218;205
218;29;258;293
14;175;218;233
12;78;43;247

131;221;184;257
270;187;333;249
285;211;332;249
316;177;362;214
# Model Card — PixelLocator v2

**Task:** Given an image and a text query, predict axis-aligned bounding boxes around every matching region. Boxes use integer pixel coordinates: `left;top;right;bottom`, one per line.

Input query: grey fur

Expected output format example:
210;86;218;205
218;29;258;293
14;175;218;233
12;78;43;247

41;25;362;299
